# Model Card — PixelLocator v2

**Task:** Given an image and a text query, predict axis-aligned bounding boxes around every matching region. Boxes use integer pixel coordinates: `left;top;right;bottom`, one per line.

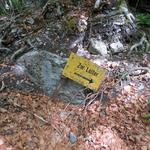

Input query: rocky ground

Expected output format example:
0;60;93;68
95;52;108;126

0;0;150;150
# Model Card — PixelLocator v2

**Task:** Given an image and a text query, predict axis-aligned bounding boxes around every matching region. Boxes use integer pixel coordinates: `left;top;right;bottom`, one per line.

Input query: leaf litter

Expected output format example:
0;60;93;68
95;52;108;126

0;1;150;149
0;70;150;150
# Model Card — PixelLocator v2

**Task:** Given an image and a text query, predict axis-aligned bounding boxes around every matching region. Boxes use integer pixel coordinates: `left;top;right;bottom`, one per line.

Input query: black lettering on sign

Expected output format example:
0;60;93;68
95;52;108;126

86;67;98;76
74;72;93;83
77;63;85;70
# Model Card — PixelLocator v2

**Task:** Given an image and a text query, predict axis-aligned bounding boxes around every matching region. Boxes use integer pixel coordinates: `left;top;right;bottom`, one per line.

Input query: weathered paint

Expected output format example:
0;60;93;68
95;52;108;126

62;53;107;91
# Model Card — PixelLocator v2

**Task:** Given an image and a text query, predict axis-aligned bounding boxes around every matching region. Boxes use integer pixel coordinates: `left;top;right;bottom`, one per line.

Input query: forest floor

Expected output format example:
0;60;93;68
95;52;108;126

0;67;150;150
0;2;150;150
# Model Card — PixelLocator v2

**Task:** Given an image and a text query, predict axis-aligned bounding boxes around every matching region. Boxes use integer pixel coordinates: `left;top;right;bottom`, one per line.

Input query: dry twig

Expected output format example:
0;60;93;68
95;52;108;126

0;80;5;92
83;91;100;109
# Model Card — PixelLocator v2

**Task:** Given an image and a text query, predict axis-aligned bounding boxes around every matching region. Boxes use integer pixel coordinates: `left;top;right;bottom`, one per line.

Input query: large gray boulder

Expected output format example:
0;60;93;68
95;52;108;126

16;50;85;104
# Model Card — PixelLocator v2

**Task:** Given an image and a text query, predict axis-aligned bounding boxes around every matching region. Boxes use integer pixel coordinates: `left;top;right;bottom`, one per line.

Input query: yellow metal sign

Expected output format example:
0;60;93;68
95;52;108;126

62;53;107;91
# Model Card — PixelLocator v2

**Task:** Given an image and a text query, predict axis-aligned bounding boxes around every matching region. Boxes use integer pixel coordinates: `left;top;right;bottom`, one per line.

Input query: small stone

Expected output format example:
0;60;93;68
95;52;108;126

60;52;64;57
110;41;124;53
138;83;145;91
123;85;132;93
11;28;18;33
60;111;70;120
77;15;88;32
90;37;108;56
94;0;101;9
26;17;35;25
69;132;77;144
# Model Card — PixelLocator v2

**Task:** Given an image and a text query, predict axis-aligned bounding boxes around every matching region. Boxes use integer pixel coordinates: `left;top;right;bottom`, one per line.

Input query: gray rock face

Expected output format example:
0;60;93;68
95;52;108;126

110;41;124;53
58;79;85;104
69;132;77;144
17;51;66;96
90;36;108;56
16;51;85;104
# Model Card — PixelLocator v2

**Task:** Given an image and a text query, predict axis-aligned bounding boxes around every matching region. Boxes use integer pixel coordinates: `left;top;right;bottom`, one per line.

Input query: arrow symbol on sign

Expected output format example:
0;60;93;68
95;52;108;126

74;72;94;84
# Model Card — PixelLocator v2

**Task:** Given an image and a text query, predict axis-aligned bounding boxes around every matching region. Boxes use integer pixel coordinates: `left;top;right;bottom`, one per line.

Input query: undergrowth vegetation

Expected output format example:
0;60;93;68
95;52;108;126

0;0;26;15
137;13;150;25
144;99;150;123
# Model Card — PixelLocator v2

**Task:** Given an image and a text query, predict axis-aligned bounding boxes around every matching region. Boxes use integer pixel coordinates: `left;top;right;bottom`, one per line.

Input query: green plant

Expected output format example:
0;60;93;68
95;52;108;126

145;114;150;118
144;98;150;123
0;0;26;15
66;18;77;30
137;13;150;25
11;0;26;11
148;98;150;111
0;2;8;15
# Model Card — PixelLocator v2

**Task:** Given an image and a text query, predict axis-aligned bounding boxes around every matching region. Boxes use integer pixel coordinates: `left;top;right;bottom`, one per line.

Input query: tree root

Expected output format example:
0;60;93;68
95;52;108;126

128;33;150;56
0;47;12;54
11;46;33;62
129;67;150;76
41;1;51;19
